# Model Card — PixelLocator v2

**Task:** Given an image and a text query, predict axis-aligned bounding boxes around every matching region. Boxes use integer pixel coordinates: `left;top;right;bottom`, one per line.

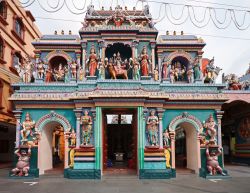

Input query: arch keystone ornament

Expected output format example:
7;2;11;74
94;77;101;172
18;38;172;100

35;111;71;133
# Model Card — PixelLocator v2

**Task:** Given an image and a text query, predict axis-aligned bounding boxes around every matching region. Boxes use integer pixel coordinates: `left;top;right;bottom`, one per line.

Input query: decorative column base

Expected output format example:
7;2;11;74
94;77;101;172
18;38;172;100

86;76;97;81
141;76;151;81
194;79;203;84
162;78;171;83
35;78;44;83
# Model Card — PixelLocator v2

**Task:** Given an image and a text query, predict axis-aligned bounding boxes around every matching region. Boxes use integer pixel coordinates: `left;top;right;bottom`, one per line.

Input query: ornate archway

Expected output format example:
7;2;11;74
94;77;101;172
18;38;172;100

168;112;202;173
35;111;71;132
165;50;194;64
169;112;203;133
45;50;72;63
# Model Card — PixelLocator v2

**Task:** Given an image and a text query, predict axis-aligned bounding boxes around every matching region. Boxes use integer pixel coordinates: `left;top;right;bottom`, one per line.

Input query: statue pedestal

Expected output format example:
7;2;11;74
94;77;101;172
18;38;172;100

141;76;151;81
70;78;77;83
35;78;44;83
162;78;171;83
86;76;97;81
195;79;203;84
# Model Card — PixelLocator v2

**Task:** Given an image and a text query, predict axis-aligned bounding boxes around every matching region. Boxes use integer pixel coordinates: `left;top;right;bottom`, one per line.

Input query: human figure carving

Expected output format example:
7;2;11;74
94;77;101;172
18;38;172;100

80;110;93;146
146;110;159;146
70;59;78;79
87;46;98;76
139;46;150;76
203;114;217;145
21;113;35;145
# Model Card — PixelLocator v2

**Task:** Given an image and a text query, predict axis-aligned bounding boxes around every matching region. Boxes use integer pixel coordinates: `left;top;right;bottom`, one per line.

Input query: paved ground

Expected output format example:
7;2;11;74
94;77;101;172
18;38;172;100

0;165;249;193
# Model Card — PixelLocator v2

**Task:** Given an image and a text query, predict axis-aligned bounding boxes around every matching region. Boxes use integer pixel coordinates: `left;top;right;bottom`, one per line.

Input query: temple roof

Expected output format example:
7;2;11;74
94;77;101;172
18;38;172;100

40;34;79;40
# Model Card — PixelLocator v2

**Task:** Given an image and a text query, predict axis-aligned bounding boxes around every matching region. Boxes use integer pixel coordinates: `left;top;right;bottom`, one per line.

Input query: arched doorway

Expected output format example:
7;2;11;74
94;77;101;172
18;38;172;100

105;43;132;60
36;111;71;175
169;113;202;174
175;122;199;173
38;121;65;174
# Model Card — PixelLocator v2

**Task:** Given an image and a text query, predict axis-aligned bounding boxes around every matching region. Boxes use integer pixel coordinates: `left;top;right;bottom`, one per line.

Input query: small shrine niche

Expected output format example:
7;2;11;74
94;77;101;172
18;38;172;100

170;56;190;82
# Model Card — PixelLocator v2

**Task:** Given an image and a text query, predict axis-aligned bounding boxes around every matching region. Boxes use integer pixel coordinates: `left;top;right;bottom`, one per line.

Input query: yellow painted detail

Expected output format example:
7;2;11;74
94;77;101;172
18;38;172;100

164;148;171;168
69;149;75;168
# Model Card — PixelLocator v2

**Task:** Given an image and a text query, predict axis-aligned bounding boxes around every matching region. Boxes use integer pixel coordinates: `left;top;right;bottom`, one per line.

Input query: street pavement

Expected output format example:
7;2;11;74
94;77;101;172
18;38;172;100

0;165;249;193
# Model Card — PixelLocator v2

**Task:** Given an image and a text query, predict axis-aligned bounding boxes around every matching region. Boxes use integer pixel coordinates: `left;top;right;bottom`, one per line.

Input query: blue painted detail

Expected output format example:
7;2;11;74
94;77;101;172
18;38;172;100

74;162;95;169
139;169;175;179
144;162;166;169
64;168;101;179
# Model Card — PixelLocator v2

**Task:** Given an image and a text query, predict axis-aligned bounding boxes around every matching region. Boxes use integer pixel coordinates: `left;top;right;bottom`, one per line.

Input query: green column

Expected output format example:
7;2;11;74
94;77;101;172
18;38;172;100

95;107;102;170
137;106;144;170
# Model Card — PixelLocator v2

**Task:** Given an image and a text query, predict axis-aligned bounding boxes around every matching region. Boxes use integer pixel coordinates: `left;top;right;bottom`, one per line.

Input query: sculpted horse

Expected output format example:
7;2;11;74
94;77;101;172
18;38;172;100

107;63;128;79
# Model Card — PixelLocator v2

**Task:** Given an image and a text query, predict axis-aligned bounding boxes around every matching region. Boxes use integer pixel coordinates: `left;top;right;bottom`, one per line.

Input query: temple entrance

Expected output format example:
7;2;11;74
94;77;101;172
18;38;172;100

38;122;65;175
102;109;137;175
175;122;199;174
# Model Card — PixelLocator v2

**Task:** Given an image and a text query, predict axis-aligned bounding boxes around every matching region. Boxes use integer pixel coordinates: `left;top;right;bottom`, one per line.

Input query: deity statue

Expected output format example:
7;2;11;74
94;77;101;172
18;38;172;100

113;15;124;27
186;66;194;83
69;129;76;146
21;113;35;145
203;114;217;145
64;66;70;83
132;58;140;80
87;46;98;76
80;110;93;146
162;62;169;80
22;57;34;83
78;66;84;81
98;60;106;80
169;65;175;83
206;146;226;176
204;57;222;83
139;46;150;76
146;110;159;146
54;63;65;81
193;57;201;80
223;74;242;90
153;67;159;81
37;60;45;79
163;129;170;147
45;66;53;82
11;146;31;177
70;59;78;79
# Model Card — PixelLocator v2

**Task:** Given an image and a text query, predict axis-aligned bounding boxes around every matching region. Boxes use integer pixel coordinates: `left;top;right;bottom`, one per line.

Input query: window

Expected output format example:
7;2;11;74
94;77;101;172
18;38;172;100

15;19;23;38
107;114;119;124
12;52;22;68
0;37;3;59
0;1;7;19
0;80;3;108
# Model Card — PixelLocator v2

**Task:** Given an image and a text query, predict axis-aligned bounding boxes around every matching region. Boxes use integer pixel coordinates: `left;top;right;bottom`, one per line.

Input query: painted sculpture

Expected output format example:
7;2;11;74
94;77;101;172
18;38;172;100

54;63;65;81
80;110;93;146
37;60;45;79
11;146;31;176
70;59;78;79
204;57;222;83
69;129;76;146
162;62;169;80
139;46;150;76
193;57;201;80
186;66;194;83
132;58;140;80
163;129;170;147
146;110;159;146
88;46;98;76
45;66;53;82
203;114;217;145
169;65;175;83
206;146;226;176
21;113;36;145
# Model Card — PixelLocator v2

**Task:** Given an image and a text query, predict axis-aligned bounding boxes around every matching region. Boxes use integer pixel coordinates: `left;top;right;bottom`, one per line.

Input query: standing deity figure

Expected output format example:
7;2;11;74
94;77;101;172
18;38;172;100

163;129;170;147
45;66;53;82
146;110;159;146
169;65;175;83
162;62;169;80
187;66;194;83
139;46;150;76
22;57;34;83
78;66;84;81
80;110;93;146
64;66;70;83
203;114;217;145
69;129;76;146
153;68;159;81
70;59;78;79
98;60;106;80
88;46;98;76
193;57;201;80
131;58;140;80
11;146;31;176
205;57;222;83
37;60;45;79
206;146;226;176
21;113;35;145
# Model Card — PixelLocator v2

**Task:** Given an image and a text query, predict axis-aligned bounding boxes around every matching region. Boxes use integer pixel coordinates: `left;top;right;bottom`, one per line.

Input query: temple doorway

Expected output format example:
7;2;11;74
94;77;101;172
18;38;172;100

175;122;199;174
102;109;137;175
38;122;65;175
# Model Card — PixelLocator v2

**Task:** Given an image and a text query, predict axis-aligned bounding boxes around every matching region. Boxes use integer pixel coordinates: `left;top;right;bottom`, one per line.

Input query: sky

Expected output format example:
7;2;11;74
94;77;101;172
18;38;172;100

21;0;250;81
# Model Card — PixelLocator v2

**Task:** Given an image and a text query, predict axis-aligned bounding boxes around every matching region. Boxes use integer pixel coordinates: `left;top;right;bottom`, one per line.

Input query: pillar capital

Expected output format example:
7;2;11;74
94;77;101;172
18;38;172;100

81;41;87;49
74;108;82;119
157;108;164;119
150;41;156;49
13;109;22;119
90;108;96;120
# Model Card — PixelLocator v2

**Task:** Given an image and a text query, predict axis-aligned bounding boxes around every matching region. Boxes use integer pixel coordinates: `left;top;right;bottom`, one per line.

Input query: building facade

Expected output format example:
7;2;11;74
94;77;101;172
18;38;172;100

0;0;41;162
10;5;233;179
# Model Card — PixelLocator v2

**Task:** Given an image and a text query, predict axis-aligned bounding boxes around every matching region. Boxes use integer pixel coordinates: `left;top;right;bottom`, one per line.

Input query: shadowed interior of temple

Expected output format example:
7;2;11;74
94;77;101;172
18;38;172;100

105;43;132;61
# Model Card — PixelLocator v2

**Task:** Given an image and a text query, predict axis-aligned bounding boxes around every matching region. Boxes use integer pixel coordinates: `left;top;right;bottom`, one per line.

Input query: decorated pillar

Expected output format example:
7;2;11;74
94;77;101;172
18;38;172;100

216;110;224;147
13;109;22;148
158;56;162;81
157;108;164;149
197;134;201;169
64;133;69;168
34;50;41;82
150;42;156;73
74;108;82;148
137;107;145;170
169;131;175;169
81;41;87;74
94;107;102;172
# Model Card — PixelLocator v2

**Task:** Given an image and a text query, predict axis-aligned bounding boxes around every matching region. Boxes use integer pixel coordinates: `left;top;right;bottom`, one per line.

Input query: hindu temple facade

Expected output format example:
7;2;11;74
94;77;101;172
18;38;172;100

10;5;231;179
